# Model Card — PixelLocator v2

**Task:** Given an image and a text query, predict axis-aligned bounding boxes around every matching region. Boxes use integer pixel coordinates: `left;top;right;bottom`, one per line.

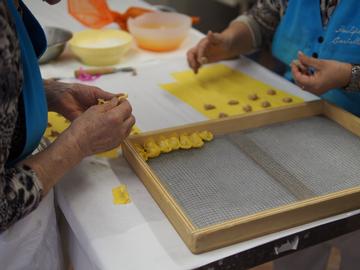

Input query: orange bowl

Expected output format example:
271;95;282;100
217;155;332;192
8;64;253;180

128;12;191;52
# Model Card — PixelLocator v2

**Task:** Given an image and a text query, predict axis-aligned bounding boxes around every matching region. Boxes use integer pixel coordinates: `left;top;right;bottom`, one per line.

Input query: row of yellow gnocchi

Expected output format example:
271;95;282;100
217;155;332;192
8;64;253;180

133;131;214;161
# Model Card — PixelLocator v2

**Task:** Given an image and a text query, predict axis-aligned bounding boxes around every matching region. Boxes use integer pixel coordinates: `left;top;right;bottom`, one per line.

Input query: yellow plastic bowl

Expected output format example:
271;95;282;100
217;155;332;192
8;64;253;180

69;29;133;66
128;12;191;52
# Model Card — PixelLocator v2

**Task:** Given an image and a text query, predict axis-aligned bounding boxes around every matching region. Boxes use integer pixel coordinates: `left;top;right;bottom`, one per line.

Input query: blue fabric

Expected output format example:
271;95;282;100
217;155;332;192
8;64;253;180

272;0;360;116
7;0;48;164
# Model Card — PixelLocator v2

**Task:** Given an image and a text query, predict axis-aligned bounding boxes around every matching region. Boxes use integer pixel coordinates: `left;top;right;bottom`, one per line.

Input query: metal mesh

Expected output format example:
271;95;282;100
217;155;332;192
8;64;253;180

147;116;360;229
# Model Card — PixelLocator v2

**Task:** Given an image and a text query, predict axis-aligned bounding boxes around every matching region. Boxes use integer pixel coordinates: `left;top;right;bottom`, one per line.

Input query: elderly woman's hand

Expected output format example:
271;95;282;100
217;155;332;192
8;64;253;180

66;98;135;156
44;79;135;156
186;21;254;74
187;31;234;74
291;51;352;95
44;80;121;120
24;84;135;195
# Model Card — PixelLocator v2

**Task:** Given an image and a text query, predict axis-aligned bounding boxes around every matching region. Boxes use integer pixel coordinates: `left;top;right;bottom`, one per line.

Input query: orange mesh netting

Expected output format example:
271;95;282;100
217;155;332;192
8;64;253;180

68;0;199;31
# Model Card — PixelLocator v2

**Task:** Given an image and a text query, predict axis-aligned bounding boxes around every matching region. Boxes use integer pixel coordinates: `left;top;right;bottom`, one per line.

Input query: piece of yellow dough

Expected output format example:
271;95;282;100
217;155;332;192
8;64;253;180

130;125;141;135
160;64;303;119
189;132;204;148
179;134;192;149
158;137;172;153
167;136;181;150
144;140;161;158
198;130;214;141
135;130;214;161
112;184;131;205
133;143;148;161
97;93;128;105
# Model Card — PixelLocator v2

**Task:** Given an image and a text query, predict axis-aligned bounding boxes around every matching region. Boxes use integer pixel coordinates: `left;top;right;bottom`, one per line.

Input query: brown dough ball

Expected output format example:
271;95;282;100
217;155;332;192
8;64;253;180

219;112;228;118
228;99;239;105
283;97;293;103
267;89;276;95
204;104;216;110
261;101;271;108
248;94;259;101
243;105;252;112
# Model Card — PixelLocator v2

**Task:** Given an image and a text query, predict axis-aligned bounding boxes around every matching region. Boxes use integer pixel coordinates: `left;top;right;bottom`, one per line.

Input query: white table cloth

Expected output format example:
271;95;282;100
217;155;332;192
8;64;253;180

24;1;360;269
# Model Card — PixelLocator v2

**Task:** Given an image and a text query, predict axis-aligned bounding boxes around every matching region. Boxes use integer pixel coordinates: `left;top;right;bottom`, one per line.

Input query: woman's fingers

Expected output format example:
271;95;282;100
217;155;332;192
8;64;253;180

70;83;115;106
70;99;135;156
96;97;120;112
292;63;326;95
187;47;201;73
291;63;314;90
187;35;211;73
187;30;226;73
292;59;308;74
109;100;132;121
298;51;322;69
293;52;324;92
122;115;136;138
104;101;135;145
196;38;211;66
291;62;305;81
91;86;115;101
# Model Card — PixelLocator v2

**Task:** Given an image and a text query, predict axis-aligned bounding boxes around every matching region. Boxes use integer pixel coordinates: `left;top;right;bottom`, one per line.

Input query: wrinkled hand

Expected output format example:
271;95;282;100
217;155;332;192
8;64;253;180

68;98;135;157
187;31;234;74
291;51;352;95
45;80;123;120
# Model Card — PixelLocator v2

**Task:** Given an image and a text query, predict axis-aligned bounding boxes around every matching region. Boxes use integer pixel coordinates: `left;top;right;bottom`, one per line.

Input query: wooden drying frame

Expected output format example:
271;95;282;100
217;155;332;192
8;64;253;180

122;100;360;254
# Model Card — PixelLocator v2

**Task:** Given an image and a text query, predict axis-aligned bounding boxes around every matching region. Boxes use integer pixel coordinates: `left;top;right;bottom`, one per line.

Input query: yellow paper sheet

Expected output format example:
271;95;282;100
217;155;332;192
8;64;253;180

45;112;140;158
160;64;303;119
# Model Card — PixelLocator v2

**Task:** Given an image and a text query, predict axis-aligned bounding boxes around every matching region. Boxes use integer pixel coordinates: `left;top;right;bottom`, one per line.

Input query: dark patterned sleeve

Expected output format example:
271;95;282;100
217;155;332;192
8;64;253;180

0;1;43;233
233;0;287;49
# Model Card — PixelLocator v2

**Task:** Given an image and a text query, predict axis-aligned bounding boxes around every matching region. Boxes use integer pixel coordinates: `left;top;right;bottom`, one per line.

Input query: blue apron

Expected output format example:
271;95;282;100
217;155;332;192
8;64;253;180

6;0;48;165
272;0;360;116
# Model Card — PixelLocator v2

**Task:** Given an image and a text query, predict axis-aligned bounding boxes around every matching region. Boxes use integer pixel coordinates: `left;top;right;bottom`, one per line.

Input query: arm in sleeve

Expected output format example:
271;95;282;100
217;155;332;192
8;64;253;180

0;1;43;233
233;0;287;49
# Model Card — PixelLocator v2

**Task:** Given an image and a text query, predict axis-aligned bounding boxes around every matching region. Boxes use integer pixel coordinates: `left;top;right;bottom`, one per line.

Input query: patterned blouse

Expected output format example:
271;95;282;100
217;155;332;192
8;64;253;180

236;0;340;48
235;0;360;91
0;1;43;232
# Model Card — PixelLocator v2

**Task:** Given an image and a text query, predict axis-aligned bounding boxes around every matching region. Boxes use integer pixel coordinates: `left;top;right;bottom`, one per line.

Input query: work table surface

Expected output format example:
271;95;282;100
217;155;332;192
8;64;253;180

25;1;360;269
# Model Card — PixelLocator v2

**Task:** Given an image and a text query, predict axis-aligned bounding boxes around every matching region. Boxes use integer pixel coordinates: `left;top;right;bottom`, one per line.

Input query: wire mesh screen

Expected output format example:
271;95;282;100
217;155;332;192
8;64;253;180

147;116;360;229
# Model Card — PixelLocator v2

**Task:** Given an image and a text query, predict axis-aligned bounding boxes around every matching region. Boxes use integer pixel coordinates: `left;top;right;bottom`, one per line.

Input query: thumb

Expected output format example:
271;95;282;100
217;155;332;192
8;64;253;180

97;97;119;112
298;51;322;69
96;91;116;101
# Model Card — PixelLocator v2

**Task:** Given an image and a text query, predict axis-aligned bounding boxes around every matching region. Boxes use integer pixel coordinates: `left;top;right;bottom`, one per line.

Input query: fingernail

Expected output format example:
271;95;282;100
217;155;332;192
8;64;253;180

298;51;304;56
292;59;301;67
111;97;119;105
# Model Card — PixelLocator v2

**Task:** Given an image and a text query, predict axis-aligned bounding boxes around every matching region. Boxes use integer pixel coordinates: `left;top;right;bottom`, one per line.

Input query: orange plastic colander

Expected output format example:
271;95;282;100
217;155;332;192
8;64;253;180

68;0;199;31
